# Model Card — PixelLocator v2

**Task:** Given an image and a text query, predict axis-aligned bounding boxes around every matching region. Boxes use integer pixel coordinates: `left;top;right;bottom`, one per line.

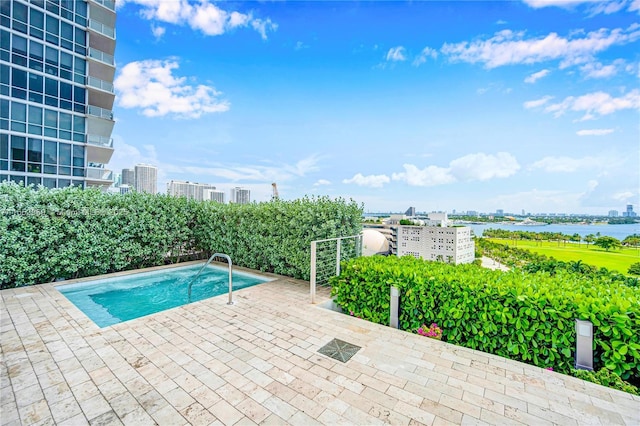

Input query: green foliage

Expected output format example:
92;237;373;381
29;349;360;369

331;256;640;383
477;238;639;287
570;369;639;395
622;234;640;247
629;262;640;276
192;196;362;280
593;236;622;252
0;182;362;288
399;219;414;225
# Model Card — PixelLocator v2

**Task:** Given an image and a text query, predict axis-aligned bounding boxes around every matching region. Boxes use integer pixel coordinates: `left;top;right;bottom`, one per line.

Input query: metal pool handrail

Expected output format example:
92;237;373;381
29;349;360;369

187;253;234;305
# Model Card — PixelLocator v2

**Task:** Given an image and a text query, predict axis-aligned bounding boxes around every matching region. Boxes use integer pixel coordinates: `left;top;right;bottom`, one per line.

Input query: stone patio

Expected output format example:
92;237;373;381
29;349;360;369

1;264;639;425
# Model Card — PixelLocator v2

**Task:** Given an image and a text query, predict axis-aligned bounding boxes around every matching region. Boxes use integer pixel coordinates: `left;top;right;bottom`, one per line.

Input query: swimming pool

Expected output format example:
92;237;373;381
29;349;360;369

56;264;272;327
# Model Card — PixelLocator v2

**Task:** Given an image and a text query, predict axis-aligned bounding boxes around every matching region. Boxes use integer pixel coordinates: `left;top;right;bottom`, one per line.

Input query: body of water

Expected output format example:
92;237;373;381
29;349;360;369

466;223;639;241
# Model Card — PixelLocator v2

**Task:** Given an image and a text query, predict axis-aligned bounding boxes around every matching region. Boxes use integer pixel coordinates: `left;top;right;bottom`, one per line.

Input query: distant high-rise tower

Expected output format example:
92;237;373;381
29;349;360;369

230;187;250;204
167;180;217;201
623;204;637;218
609;210;618;217
1;0;116;188
205;189;225;203
121;168;135;186
405;206;416;216
134;164;157;194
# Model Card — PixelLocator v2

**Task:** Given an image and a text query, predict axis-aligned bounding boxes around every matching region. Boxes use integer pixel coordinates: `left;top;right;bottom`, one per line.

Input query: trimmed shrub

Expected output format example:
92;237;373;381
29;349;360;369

570;369;639;395
0;183;362;288
330;256;640;383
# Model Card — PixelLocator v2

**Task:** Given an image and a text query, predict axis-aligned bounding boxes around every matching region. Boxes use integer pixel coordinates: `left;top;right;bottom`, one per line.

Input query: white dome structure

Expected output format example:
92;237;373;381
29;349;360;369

362;229;390;256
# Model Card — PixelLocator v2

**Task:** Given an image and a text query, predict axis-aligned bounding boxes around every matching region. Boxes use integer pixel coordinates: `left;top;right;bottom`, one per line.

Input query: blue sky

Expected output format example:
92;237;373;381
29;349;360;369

110;0;640;214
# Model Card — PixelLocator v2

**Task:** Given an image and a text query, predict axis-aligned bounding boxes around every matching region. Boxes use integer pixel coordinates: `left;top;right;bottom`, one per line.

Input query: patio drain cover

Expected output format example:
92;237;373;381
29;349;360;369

318;338;361;363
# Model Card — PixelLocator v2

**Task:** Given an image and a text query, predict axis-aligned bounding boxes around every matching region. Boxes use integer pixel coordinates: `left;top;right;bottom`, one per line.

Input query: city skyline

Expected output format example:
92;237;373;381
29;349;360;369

108;0;639;214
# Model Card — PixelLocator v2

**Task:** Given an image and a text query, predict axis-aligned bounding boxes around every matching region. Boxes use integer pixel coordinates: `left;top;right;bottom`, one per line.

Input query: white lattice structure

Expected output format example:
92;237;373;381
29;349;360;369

394;225;474;264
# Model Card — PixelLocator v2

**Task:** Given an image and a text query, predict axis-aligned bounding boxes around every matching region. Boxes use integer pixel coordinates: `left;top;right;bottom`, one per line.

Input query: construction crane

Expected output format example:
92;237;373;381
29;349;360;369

271;182;279;200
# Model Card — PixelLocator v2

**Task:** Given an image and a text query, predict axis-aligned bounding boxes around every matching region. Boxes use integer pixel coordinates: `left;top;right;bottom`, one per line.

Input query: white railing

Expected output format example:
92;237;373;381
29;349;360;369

88;19;115;38
87;76;114;93
90;0;116;12
88;48;114;66
86;167;113;181
87;134;113;148
87;105;113;120
310;234;363;303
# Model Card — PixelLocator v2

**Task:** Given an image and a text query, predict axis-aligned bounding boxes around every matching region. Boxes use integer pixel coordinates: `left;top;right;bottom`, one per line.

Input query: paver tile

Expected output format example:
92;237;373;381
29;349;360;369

2;272;638;426
237;397;273;424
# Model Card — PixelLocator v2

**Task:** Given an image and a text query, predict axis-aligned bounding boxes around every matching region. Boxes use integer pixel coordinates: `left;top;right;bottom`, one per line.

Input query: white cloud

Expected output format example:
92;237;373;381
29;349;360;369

630;0;640;11
449;152;521;181
612;190;635;201
576;128;615;136
522;0;590;8
229;11;250;28
120;0;277;39
530;156;599;172
386;46;407;62
589;1;628;14
440;24;640;69
251;18;278;40
151;24;165;39
114;59;230;118
343;173;390;188
523;0;632;15
314;179;331;186
165;154;321;183
529;155;620;172
412;47;438;66
579;60;624;78
284;155;321;177
523;95;554;109
543;89;640;120
392;152;520;187
294;41;309;50
392;164;455;187
524;69;550;83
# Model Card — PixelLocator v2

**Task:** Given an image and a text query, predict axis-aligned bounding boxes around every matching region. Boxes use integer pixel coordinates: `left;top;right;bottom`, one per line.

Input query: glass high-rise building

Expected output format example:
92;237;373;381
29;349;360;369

1;0;116;188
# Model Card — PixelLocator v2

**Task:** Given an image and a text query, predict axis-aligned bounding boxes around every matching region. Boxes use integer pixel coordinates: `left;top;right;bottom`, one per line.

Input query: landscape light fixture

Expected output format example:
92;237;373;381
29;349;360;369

575;319;594;371
390;286;399;329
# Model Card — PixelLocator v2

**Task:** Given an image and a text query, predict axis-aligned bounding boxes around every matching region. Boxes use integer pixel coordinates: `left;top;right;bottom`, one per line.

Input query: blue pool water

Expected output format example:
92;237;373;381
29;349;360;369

56;264;272;327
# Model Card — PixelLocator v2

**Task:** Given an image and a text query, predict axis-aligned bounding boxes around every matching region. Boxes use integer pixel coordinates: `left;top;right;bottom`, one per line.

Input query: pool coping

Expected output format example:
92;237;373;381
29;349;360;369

51;260;282;289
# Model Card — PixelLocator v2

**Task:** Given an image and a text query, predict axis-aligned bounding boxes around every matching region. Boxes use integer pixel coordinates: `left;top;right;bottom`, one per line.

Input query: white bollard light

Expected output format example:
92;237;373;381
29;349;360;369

390;286;399;329
575;319;594;371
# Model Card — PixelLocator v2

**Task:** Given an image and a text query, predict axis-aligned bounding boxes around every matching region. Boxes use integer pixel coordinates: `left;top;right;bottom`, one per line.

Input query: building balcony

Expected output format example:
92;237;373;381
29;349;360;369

85;166;113;186
87;76;114;93
87;76;115;110
89;0;116;12
87;105;114;121
86;134;114;164
88;48;114;66
87;134;114;148
89;19;116;39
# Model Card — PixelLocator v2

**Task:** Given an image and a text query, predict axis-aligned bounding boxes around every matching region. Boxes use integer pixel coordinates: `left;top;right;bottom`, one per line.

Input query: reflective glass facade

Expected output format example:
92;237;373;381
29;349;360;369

1;0;115;188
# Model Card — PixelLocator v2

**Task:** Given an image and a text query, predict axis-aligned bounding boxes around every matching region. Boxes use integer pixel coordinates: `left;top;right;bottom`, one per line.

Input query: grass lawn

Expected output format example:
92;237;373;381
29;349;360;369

489;238;640;274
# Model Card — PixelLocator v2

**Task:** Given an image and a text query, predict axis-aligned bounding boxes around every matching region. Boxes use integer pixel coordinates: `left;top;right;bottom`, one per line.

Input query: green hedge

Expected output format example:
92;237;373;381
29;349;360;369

191;196;362;279
0;183;362;288
330;256;640;383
